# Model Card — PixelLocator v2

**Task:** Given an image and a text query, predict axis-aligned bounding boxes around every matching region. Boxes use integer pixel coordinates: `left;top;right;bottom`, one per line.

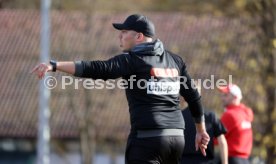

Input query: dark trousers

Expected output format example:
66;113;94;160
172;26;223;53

125;136;185;164
229;157;250;164
181;155;215;164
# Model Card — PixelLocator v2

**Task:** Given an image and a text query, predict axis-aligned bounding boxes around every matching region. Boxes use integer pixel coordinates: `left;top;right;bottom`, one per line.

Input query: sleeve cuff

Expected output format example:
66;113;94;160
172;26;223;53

74;61;83;77
193;115;205;123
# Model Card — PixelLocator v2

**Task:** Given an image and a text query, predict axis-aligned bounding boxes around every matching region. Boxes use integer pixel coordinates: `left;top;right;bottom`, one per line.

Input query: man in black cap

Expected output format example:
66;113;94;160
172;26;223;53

31;14;210;164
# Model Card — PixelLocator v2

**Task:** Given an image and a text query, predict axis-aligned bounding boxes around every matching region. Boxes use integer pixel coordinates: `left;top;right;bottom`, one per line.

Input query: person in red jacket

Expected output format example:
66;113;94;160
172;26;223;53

218;84;253;164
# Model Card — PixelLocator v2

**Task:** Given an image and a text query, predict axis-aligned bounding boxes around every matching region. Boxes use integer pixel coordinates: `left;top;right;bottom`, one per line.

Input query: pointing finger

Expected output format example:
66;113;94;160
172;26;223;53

200;146;207;156
30;65;40;74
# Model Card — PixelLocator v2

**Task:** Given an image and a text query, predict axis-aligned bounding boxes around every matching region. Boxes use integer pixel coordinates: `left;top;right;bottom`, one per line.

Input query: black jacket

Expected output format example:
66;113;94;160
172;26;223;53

182;108;226;163
74;39;203;133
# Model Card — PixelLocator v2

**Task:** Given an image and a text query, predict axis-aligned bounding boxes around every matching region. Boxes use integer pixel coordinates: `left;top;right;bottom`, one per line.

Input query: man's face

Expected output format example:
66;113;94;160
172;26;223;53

119;30;138;52
220;92;235;107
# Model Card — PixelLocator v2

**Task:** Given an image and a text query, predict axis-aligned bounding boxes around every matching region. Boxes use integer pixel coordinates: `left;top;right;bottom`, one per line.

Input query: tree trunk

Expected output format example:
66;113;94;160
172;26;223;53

259;1;276;163
88;122;96;164
80;121;92;164
81;2;98;163
68;89;95;164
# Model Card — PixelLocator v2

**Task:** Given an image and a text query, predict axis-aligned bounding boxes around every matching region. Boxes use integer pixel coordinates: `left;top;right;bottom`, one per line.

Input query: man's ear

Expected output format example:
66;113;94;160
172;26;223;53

231;94;240;101
136;33;144;41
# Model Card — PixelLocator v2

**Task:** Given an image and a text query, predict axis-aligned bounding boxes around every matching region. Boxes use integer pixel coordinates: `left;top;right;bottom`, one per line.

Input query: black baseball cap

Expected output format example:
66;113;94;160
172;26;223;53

112;14;155;37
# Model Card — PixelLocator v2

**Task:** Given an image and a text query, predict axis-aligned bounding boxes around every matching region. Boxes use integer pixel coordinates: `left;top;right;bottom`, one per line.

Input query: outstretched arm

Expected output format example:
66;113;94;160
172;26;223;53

30;61;75;79
31;53;134;80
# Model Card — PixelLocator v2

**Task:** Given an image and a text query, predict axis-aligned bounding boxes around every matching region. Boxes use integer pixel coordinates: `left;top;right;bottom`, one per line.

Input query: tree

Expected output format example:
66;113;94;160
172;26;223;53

188;0;276;163
182;0;276;162
67;1;99;163
246;1;276;163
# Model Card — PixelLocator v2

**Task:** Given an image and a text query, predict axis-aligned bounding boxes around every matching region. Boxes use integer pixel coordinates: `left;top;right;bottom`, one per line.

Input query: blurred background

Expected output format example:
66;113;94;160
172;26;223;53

0;0;275;164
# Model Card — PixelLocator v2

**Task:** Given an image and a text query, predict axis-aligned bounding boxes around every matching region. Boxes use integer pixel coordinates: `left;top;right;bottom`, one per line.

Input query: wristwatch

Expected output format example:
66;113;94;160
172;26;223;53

49;60;57;72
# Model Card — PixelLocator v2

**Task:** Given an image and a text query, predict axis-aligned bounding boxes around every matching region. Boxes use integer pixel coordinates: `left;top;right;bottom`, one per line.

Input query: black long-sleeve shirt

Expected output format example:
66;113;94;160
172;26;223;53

74;39;204;133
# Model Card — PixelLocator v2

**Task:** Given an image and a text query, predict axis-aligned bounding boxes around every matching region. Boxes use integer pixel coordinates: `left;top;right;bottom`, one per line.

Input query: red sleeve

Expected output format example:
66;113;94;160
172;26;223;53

221;111;238;133
214;138;218;145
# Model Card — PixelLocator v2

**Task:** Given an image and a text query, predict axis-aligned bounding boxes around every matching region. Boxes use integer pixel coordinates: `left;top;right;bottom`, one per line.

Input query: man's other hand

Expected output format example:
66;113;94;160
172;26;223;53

195;131;210;156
